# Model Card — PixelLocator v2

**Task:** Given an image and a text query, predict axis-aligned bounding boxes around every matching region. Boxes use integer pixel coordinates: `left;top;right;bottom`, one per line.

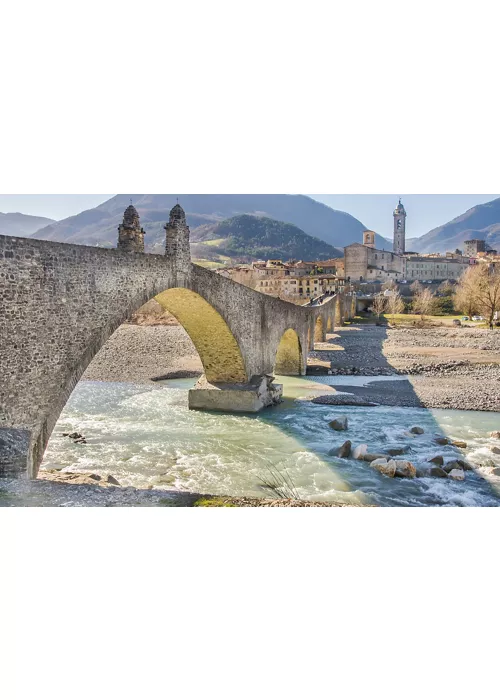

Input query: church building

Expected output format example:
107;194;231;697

344;200;406;283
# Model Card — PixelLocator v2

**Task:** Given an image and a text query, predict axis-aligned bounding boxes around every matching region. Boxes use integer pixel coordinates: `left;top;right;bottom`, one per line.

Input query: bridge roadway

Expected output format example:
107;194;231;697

0;229;352;478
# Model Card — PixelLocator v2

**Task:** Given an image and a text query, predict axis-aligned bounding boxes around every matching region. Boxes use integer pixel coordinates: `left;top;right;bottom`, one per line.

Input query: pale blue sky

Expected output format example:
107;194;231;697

1;194;499;238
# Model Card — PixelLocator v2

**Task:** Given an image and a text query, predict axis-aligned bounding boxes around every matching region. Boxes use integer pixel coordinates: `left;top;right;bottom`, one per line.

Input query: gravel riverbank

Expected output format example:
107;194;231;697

83;325;203;383
83;323;500;412
310;325;500;412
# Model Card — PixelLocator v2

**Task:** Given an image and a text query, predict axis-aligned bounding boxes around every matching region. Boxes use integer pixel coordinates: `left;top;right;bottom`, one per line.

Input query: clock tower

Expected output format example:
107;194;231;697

393;199;406;255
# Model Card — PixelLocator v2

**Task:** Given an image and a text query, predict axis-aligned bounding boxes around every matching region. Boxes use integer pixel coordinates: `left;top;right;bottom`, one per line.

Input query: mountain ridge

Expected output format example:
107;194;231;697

27;194;383;253
412;197;500;254
0;212;55;238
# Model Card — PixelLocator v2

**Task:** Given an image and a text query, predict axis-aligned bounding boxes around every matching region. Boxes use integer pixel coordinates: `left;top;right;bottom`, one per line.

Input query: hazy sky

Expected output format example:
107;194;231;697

1;194;499;237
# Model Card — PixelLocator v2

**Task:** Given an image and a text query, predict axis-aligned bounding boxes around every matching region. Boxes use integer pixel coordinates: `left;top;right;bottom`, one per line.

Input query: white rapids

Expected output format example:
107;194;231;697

40;375;500;507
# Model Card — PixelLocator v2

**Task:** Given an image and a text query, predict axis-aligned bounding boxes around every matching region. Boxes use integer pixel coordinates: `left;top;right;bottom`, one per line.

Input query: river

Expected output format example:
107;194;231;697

40;375;500;507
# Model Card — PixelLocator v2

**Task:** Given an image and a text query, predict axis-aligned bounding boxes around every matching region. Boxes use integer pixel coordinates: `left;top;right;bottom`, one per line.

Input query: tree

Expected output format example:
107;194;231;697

413;287;436;323
438;279;454;296
410;280;424;295
371;293;387;322
454;266;479;318
386;290;405;321
470;265;500;326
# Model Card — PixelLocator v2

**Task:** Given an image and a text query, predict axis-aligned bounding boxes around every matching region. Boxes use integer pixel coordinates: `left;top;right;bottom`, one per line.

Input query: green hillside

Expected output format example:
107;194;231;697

194;214;341;263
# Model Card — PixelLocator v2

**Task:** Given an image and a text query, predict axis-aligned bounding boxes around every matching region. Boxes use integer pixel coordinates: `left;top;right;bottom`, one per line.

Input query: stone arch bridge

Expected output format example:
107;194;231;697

0;204;353;478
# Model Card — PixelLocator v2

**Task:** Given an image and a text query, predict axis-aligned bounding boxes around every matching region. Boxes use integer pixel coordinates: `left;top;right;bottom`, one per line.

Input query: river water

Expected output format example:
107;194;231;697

42;377;500;506
41;376;500;507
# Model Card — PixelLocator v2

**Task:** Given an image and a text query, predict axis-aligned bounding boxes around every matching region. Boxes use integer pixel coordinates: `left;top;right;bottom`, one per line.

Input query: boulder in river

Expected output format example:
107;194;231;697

455;459;473;472
363;453;388;462
329;416;348;431
370;459;396;478
434;436;450;446
387;447;407;457
449;469;465;481
352;444;368;460
490;431;500;439
452;440;468;449
392;460;417;479
410;426;425;435
490;446;500;455
337;441;352;458
443;460;461;473
430;466;448;478
105;475;120;486
429;456;444;466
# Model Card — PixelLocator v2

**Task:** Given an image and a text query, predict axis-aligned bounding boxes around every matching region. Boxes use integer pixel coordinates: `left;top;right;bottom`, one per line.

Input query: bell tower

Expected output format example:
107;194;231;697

363;230;375;248
393;198;406;255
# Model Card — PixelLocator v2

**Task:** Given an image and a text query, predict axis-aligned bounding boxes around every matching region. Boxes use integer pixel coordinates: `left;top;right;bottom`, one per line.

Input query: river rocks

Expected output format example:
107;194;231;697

392;460;417;479
352;444;368;460
387;447;407;457
430;466;448;478
490;431;500;439
312;395;379;406
370;459;396;478
410;426;425;435
88;473;101;481
336;441;352;458
449;468;465;481
429;456;444;466
490;467;500;477
363;453;388;463
105;475;120;486
434;436;450;446
455;459;473;472
491;446;500;455
452;440;468;449
329;416;348;431
443;460;461;473
63;432;87;445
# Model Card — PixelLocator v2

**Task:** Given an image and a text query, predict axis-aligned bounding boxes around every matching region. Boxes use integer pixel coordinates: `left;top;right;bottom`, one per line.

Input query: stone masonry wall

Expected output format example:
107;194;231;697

0;234;337;477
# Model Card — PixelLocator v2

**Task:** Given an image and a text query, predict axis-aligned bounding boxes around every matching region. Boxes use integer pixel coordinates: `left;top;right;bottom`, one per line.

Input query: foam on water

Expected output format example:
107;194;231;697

41;376;500;507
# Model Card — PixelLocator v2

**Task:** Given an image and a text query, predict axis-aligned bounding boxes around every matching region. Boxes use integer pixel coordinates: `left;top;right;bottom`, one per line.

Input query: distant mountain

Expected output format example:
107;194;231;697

0;212;55;237
412;197;500;253
192;215;342;263
29;194;375;253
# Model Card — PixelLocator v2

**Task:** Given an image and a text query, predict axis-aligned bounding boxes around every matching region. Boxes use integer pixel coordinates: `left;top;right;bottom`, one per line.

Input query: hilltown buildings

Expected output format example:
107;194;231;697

344;200;473;283
219;200;495;300
218;258;345;302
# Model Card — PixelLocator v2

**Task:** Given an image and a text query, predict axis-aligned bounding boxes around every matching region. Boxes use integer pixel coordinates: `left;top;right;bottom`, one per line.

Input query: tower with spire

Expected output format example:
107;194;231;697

117;202;145;253
393;198;406;255
165;202;191;281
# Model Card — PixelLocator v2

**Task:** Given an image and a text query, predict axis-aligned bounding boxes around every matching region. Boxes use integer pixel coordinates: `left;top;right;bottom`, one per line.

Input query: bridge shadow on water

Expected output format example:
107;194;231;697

243;323;500;507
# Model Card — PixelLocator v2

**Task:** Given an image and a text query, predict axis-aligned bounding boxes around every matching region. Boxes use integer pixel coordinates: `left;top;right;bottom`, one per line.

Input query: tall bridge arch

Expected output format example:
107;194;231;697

0;204;348;478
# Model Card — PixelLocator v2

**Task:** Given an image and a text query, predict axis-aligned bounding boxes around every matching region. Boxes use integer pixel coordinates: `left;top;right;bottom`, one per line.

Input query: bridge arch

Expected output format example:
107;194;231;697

155;289;247;384
274;329;303;376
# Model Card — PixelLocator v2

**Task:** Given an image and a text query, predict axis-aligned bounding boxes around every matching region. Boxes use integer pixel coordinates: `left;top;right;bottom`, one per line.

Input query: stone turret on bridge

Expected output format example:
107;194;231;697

117;203;145;253
165;203;191;284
